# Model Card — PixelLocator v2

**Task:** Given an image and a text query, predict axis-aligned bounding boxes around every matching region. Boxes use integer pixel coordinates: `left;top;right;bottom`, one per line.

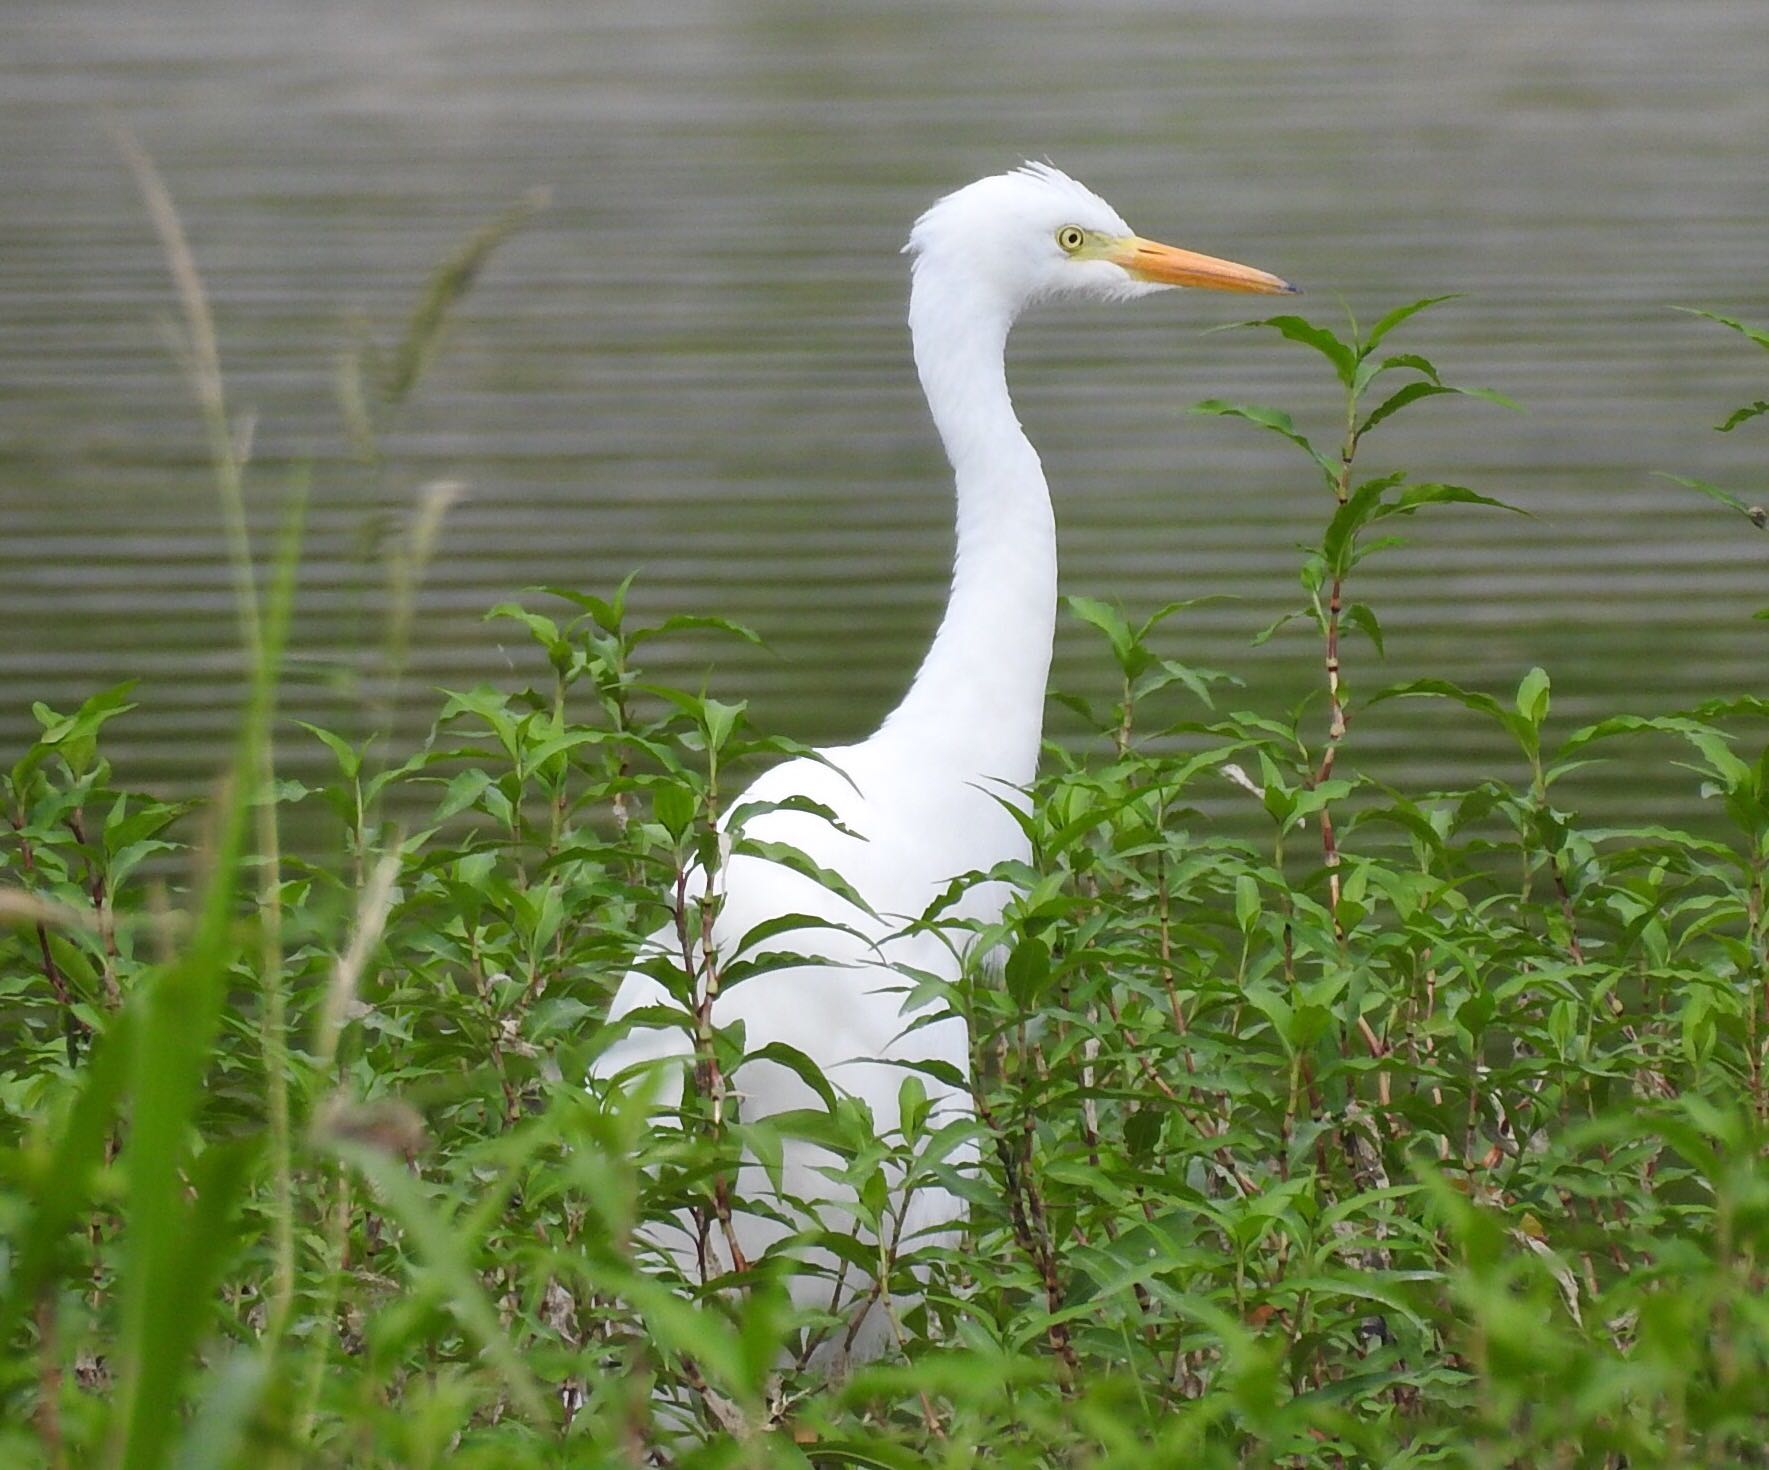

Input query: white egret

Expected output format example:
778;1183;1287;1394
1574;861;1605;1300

592;162;1292;1361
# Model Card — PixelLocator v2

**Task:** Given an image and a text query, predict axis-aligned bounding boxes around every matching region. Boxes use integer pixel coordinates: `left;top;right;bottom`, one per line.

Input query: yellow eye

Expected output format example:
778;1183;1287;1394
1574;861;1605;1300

1057;225;1086;254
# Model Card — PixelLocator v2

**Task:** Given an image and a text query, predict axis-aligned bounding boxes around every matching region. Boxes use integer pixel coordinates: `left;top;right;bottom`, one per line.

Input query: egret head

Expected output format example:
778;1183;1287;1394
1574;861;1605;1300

905;161;1295;317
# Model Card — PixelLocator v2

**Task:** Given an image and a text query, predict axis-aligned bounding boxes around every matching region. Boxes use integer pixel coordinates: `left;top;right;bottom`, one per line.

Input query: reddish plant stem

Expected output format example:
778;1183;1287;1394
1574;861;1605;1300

972;1082;1079;1382
65;811;121;1010
1748;865;1767;1127
1315;394;1358;933
1315;572;1348;929
9;811;82;1066
1548;853;1587;967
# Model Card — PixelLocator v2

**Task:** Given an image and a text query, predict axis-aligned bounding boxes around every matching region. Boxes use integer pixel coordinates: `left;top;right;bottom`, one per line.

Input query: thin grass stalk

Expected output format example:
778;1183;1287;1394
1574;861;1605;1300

377;478;466;754
114;133;303;1460
115;129;298;1342
109;502;300;1470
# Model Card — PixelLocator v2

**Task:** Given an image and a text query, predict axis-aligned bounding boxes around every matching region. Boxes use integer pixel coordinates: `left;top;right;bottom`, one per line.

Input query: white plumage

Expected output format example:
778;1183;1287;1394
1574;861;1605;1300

591;163;1293;1361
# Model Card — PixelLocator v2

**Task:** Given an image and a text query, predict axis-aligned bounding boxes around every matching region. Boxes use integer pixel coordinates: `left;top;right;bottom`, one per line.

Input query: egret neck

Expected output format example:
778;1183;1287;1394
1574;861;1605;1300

878;263;1055;793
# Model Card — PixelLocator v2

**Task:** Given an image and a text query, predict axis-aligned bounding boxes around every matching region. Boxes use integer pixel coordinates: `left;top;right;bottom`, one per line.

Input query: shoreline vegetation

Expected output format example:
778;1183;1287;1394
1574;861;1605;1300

3;155;1767;1467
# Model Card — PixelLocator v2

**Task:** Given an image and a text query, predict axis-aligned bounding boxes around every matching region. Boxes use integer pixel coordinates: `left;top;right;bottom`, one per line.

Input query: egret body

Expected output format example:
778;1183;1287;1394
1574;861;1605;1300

593;163;1292;1358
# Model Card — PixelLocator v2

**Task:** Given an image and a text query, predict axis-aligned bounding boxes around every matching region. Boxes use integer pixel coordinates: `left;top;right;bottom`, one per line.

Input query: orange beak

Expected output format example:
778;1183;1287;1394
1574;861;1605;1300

1110;236;1297;295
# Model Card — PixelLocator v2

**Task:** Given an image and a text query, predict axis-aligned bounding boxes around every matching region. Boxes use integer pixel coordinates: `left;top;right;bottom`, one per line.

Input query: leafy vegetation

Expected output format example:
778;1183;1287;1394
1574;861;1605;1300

2;169;1767;1467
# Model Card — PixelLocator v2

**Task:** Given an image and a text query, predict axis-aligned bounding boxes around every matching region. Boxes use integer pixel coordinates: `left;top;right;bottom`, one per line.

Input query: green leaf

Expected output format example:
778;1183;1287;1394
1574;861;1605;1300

0;1009;135;1347
590;1264;749;1393
745;1040;839;1112
1005;933;1051;1007
119;1138;260;1470
701;697;745;752
332;1140;551;1426
735;838;878;919
653;780;698;838
537;583;625;634
1220;314;1357;385
1136;595;1227;640
731;910;865;961
113;488;304;1470
433;768;492;822
1358;382;1455;436
1515;667;1551;728
292;720;363;781
1363;294;1461;352
1658;474;1757;520
1372;481;1528;522
1143;657;1234;711
1244;986;1297;1050
171;1351;274;1470
1370;677;1531;749
1358;382;1518;438
1322;478;1394;575
1191;400;1338;486
897;1074;931;1138
1251;609;1305;647
1234;874;1260;935
1066;595;1139;674
726;794;862;841
21;680;139;780
1343;602;1385;658
1558;713;1725;760
1716;399;1769;433
1673;306;1769;352
485;602;569;668
1352;351;1442;397
519;727;607;777
630;612;765;649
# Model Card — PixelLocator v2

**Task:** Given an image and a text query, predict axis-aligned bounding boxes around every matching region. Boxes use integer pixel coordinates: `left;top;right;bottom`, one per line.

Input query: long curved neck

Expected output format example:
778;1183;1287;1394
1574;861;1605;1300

873;262;1056;791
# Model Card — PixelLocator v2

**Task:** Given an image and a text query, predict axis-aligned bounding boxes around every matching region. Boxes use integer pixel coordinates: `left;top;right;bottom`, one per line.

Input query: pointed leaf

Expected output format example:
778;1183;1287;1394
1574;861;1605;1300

1066;595;1138;673
1658;474;1752;517
1673;306;1769;352
1363;294;1461;352
1192;400;1338;485
1353;352;1442;396
1221;314;1356;385
1343;602;1385;658
630;613;765;649
1515;667;1551;728
333;1140;551;1425
1251;609;1305;646
292;720;363;781
1716;400;1769;433
1373;482;1527;521
744;1040;840;1112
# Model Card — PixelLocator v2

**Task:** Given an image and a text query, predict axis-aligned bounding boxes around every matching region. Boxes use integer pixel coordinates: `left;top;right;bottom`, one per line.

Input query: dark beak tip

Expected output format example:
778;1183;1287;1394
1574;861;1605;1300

1281;281;1302;296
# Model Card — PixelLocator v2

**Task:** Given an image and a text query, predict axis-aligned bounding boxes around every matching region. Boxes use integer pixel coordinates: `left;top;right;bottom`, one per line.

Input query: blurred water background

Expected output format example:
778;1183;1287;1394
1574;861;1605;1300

2;0;1765;824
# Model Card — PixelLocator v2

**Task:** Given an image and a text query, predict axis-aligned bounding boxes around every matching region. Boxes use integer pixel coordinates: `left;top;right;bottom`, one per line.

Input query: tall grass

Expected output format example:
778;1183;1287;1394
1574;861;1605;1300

1;156;1766;1467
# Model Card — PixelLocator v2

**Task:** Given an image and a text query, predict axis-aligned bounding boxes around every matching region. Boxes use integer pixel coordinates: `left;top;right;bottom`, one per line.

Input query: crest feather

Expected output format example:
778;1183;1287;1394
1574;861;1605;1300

904;160;1128;258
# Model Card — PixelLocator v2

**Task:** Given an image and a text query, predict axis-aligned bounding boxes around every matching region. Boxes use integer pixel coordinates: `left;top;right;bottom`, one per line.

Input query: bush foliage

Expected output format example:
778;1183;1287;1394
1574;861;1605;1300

2;183;1767;1468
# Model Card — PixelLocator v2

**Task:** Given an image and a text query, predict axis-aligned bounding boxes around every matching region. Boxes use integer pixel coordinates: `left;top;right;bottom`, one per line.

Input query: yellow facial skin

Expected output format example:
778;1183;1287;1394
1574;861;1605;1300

1057;225;1297;295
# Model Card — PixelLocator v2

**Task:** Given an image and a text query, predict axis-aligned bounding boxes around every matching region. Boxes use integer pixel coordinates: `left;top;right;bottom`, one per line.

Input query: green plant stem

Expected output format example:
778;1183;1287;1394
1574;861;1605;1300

256;786;295;1344
35;1292;65;1470
1315;383;1360;932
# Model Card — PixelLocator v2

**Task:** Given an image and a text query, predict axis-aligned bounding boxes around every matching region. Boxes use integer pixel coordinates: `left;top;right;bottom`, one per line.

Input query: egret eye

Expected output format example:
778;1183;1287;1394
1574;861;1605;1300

1057;226;1086;254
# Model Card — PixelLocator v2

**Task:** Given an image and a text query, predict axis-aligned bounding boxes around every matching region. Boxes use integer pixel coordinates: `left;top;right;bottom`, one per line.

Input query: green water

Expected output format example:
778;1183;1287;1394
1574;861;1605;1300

2;0;1765;822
